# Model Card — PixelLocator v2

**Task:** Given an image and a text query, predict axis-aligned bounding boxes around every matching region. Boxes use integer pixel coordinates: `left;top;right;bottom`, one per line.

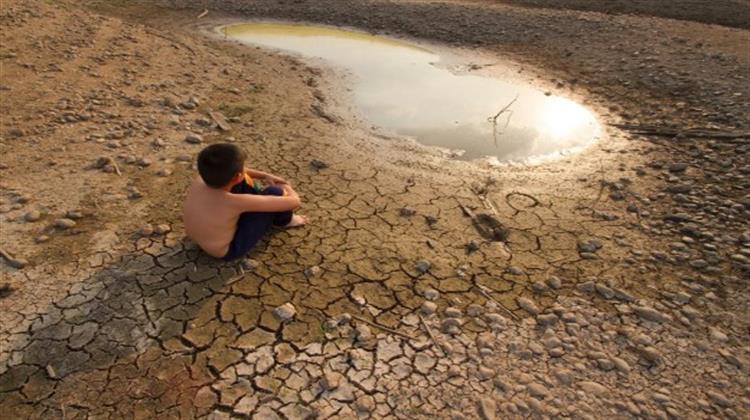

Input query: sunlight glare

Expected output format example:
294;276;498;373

539;97;594;139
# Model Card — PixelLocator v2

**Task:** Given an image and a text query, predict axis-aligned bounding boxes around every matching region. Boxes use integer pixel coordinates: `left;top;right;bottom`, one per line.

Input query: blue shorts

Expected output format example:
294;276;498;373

222;181;292;261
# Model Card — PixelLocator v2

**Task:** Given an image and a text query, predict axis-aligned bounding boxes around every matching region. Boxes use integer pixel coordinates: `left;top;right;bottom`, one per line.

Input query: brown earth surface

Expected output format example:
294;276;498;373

0;0;748;419
478;0;750;30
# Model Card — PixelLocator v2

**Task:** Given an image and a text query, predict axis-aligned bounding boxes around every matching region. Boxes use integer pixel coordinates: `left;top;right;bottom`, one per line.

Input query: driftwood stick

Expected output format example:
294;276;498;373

488;95;519;147
418;314;444;356
351;314;415;340
197;9;209;19
471;277;520;321
110;158;121;176
488;95;519;123
0;248;14;262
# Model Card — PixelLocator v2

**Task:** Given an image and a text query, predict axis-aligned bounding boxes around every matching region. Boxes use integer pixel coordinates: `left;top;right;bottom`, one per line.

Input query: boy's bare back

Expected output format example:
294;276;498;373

183;177;242;258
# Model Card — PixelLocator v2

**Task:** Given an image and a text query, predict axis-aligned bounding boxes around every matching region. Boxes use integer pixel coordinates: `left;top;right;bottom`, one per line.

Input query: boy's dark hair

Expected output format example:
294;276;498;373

197;143;246;188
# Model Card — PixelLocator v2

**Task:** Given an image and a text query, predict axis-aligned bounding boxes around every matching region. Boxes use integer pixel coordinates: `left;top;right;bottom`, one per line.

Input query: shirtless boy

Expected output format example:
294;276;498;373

183;143;307;261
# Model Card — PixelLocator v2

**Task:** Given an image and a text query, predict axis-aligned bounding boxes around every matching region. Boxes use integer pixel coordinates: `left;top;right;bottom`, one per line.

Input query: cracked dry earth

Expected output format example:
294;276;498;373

1;0;749;419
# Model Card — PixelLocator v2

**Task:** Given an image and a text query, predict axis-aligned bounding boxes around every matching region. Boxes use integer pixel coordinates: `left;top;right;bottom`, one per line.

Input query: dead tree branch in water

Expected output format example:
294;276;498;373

487;94;518;147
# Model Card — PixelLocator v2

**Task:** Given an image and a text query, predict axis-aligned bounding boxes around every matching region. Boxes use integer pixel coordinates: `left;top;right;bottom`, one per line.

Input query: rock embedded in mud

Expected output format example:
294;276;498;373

595;283;615;299
242;258;260;271
478;397;497;420
415;259;431;274
528;382;550;399
304;265;321;278
466;304;483;317
309;159;328;170
399;207;416;217
638;346;662;365
350;293;366;306
508;266;524;275
137;224;154;237
335;313;352;325
546;276;562;289
531;281;548;293
273;303;296;322
24;210;41;222
668;162;689;173
536;313;558;327
65;210;83;220
632;305;671;323
516;297;540;315
577;240;603;253
54;218;77;229
354;323;373;342
666;184;692;194
578;381;608;396
420;301;437;315
184;133;203;144
154;224;171;235
423;288;439;300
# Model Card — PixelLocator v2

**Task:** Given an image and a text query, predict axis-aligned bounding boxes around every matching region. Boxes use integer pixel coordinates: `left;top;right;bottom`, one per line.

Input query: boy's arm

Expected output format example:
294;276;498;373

245;168;288;185
233;193;301;213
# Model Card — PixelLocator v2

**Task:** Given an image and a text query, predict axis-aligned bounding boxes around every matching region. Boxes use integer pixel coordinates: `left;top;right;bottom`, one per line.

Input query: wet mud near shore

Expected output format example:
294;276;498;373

0;0;748;419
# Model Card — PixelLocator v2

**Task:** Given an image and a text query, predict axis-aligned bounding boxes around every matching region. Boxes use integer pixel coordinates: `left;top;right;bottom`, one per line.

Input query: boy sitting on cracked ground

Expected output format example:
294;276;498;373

183;143;307;261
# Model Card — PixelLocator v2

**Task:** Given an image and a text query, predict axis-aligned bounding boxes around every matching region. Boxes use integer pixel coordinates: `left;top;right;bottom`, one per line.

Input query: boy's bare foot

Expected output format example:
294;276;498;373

284;215;308;228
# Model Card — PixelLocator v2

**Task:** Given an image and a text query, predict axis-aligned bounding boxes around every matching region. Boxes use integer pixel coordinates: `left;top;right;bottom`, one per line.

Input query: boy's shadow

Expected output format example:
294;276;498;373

0;236;250;403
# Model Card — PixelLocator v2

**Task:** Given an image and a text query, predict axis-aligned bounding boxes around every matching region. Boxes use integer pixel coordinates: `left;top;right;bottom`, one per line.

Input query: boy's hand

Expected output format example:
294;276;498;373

265;175;288;185
281;183;298;197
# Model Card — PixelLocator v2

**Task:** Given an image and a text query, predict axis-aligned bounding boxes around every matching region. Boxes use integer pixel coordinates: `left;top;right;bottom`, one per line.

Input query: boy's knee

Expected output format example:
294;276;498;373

262;185;284;197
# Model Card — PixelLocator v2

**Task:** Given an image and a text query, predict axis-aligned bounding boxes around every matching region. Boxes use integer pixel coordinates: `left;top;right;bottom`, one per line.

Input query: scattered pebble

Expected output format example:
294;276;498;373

310;159;328;170
516;297;540;315
399;207;416;217
420;301;437;315
272;303;296;322
415;259;431;274
24;210;41;222
304;265;321;278
184;133;203;144
54;218;77;229
154;224;171;235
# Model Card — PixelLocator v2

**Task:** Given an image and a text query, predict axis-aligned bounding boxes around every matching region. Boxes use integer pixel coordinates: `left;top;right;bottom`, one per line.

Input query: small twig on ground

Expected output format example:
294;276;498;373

351;314;415;340
418;314;444;356
471;276;520;321
468;181;501;216
110;158;121;176
0;248;14;262
197;9;209;19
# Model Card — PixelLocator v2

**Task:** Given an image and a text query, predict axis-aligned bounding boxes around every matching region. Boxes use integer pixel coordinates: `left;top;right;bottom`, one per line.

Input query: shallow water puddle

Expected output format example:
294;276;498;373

223;22;600;162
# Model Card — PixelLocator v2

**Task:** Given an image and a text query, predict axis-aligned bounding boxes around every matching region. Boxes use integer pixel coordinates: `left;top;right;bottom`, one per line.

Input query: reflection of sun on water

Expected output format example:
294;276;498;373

539;97;594;140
